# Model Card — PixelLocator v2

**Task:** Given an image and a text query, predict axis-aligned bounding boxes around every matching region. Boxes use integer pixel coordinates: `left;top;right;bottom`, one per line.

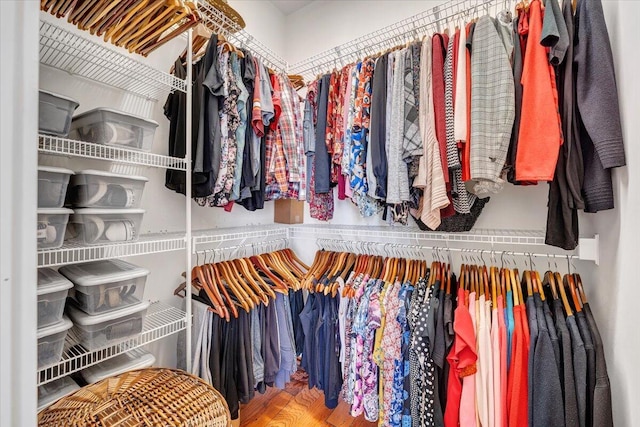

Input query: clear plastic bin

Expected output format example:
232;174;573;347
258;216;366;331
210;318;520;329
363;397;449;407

39;90;79;137
38;166;74;208
37;268;73;328
37;208;72;250
38;376;79;412
69;208;145;245
69;170;148;208
69;108;158;152
81;349;155;384
59;260;148;315
66;301;149;350
37;316;72;369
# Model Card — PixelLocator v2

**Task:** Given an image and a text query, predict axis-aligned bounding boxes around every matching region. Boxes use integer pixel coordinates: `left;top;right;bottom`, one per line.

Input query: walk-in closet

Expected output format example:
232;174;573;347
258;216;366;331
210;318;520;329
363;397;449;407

1;0;638;426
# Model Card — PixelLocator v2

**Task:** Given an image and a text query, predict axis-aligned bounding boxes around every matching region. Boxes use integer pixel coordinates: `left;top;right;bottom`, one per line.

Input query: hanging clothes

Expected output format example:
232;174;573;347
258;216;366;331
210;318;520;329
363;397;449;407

515;0;563;182
574;0;626;212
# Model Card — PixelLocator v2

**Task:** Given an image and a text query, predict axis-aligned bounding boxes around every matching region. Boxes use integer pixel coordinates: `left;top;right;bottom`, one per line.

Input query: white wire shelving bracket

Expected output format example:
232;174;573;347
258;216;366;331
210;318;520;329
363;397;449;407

197;2;288;73
39;20;187;101
38;232;186;268
290;0;499;80
39;134;188;170
192;225;289;247
37;301;186;386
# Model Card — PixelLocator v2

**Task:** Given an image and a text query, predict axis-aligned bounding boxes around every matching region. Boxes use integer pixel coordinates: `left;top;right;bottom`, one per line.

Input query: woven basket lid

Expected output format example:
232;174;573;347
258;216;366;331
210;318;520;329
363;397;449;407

207;0;246;33
38;368;231;427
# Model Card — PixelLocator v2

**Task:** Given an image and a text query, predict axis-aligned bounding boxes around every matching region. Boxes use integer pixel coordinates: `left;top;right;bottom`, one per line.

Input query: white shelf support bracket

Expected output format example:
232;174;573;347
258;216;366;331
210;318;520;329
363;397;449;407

578;234;600;265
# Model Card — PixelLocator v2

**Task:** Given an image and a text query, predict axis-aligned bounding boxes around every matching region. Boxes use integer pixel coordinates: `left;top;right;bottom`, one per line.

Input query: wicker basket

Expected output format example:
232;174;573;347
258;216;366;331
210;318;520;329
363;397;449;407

38;368;231;427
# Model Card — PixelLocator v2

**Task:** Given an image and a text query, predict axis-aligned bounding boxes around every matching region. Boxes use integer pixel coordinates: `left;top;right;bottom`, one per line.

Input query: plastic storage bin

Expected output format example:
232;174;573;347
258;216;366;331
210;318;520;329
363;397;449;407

66;300;150;350
38;376;80;412
69;108;158;152
37;268;73;328
81;349;155;384
37;316;72;369
69;170;148;208
59;260;149;315
69;208;145;245
39;90;79;136
37;208;72;250
38;166;74;208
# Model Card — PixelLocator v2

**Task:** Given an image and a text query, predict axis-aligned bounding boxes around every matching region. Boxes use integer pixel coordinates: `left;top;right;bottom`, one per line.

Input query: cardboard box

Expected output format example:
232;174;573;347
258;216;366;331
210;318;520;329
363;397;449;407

274;199;304;224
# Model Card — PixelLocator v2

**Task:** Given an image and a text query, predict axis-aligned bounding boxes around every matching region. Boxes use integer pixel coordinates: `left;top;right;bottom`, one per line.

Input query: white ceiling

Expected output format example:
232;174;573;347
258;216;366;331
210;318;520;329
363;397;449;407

270;0;315;15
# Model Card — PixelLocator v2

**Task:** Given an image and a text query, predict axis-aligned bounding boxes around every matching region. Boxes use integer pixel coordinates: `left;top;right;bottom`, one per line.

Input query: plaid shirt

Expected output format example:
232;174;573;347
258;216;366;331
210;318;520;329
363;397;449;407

277;74;301;183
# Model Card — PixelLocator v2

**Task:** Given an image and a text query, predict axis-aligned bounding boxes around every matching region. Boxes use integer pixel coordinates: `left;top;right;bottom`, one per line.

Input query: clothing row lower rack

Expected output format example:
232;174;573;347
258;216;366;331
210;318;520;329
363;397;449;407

314;238;591;264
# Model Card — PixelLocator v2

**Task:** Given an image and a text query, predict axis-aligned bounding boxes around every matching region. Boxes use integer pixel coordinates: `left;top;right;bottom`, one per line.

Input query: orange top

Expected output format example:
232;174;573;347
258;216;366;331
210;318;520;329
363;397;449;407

515;0;563;182
507;304;529;426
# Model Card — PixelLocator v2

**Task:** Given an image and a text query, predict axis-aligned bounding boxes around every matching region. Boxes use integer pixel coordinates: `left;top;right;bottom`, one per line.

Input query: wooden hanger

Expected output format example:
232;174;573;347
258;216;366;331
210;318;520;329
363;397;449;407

222;260;259;308
77;0;115;30
195;258;229;320
491;266;498;308
555;272;573;316
127;1;191;52
209;263;241;318
93;0;138;36
574;273;588;304
565;273;582;313
251;254;289;293
233;258;270;305
510;268;520;306
545;271;558;300
524;270;533;297
104;0;160;43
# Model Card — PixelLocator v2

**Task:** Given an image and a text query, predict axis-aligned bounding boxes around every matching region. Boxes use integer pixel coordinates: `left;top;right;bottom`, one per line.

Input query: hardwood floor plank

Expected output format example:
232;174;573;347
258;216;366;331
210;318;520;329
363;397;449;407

239;374;377;426
325;400;355;427
241;390;293;427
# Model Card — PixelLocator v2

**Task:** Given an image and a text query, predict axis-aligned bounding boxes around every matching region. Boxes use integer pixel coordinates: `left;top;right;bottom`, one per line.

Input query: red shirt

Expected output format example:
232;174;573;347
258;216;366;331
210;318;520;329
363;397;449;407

444;287;478;427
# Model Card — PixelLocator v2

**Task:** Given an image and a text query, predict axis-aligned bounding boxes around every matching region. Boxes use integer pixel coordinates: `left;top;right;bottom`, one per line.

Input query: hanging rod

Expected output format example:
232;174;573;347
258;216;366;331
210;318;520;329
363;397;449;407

316;238;581;263
197;1;288;73
194;238;289;262
289;0;504;79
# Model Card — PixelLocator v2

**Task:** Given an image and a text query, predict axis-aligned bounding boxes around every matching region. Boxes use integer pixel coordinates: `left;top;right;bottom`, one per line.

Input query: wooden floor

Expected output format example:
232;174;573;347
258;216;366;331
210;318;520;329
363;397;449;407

239;369;377;427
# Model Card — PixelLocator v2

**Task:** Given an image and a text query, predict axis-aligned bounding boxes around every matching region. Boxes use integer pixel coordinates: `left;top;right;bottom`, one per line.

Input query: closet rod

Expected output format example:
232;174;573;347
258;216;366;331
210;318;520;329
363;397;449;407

194;238;289;259
290;0;502;79
316;239;582;262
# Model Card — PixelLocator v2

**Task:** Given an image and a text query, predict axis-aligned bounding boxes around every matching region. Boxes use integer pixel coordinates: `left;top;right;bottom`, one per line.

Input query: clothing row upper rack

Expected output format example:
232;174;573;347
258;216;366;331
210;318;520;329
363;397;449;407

290;0;509;79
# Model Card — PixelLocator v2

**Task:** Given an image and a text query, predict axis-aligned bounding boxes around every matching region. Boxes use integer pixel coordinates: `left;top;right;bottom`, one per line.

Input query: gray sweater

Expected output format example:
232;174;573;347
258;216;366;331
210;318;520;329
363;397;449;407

574;0;626;212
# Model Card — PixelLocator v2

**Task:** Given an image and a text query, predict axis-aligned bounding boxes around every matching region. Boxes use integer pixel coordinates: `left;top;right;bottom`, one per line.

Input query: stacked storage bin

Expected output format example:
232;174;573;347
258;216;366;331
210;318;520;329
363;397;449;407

59;260;150;350
66;170;148;245
37;89;78;369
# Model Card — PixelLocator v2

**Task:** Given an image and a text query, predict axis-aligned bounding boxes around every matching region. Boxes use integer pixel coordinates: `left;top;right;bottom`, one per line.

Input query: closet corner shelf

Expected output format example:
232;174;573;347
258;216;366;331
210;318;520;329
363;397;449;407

197;2;288;73
37;301;186;386
39;134;188;170
38;233;186;268
39;20;187;101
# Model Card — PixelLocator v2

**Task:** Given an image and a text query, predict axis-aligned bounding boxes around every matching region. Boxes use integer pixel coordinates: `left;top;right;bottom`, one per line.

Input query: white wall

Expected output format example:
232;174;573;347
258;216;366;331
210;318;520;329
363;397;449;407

283;1;638;426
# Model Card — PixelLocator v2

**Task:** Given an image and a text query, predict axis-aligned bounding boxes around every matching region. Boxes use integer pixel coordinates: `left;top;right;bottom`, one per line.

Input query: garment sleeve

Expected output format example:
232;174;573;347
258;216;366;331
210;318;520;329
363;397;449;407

574;0;625;169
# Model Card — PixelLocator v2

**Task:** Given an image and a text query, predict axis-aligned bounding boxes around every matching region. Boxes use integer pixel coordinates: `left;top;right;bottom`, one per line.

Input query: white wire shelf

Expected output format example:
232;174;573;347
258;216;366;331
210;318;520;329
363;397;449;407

38;233;186;268
39;20;187;101
192;225;289;249
289;225;550;246
290;0;498;79
37;301;186;386
39;134;188;170
197;2;288;73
